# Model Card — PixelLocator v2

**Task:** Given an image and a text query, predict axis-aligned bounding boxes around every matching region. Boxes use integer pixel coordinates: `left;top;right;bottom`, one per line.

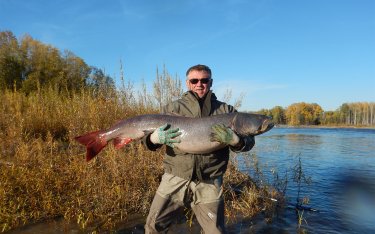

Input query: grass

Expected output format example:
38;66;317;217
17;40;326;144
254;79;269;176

0;87;283;232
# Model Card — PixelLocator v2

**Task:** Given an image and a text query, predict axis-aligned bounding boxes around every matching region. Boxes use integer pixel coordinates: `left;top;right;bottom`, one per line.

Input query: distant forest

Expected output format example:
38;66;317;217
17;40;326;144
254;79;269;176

1;30;374;127
257;102;375;126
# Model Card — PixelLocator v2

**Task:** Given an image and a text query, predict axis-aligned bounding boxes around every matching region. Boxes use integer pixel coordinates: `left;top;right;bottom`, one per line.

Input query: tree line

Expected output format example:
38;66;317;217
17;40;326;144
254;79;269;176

257;102;375;126
0;30;114;93
1;30;373;127
0;30;182;110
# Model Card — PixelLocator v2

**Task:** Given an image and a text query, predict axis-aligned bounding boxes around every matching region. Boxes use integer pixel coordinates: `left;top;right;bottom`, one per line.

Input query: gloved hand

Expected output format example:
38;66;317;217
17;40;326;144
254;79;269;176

210;124;240;146
150;124;182;148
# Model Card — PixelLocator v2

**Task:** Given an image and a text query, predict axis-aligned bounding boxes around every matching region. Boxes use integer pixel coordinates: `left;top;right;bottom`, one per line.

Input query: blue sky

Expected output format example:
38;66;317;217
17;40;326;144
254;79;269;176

1;0;374;111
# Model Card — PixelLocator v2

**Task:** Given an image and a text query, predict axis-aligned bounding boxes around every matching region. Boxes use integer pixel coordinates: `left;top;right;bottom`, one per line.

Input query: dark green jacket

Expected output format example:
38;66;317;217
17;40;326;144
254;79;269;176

143;90;255;181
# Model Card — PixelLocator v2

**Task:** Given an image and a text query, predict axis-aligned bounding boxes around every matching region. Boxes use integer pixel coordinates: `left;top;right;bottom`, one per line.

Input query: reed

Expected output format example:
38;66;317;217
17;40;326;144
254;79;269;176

0;87;282;232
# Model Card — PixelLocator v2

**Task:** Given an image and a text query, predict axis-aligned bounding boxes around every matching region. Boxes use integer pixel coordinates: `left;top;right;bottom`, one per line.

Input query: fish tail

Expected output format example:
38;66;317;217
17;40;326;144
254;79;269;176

75;131;107;161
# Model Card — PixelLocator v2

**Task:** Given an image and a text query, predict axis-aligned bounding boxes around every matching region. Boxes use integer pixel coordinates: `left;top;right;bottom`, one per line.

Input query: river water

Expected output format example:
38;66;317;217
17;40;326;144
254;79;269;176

238;127;375;234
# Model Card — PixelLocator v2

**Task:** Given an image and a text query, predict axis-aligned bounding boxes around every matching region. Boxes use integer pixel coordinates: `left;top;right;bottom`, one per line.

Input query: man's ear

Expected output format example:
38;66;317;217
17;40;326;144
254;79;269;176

210;79;213;88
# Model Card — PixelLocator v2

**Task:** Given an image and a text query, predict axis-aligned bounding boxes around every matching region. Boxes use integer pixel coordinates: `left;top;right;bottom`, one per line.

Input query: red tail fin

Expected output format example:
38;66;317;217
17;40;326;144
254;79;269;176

113;137;133;149
75;131;107;161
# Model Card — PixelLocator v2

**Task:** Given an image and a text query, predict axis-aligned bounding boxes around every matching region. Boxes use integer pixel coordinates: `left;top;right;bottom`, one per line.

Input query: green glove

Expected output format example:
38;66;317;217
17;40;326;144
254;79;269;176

210;124;240;146
150;124;182;147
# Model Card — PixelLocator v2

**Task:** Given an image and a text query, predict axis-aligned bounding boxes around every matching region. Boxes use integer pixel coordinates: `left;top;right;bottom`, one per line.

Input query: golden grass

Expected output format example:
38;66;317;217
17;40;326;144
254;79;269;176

0;88;283;232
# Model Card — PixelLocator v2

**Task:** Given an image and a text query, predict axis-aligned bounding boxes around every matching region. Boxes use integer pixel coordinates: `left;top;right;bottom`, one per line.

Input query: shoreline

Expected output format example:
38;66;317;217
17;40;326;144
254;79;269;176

275;124;375;130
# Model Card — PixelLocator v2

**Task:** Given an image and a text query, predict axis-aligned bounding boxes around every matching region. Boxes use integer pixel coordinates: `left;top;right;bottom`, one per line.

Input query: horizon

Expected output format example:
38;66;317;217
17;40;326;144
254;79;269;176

1;0;374;111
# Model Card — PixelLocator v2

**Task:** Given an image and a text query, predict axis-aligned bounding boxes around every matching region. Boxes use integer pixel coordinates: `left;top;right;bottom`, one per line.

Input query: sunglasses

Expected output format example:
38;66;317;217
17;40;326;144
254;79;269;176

188;78;211;84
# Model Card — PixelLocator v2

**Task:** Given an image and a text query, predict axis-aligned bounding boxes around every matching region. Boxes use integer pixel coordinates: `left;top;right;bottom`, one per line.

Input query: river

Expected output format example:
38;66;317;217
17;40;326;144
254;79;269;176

237;126;375;234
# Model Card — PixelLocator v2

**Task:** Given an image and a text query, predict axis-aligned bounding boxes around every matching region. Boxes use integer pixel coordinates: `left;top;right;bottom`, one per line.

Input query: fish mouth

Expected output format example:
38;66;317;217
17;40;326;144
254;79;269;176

255;118;274;135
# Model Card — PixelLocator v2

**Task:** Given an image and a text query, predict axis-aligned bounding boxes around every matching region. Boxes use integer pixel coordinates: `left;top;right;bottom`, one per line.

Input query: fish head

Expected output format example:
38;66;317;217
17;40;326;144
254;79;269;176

232;113;274;136
257;117;274;135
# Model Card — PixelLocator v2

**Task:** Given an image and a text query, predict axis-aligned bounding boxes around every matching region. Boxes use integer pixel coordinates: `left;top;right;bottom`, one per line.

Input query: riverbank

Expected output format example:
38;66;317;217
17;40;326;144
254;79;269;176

275;124;375;129
0;89;283;233
2;158;283;233
6;212;279;234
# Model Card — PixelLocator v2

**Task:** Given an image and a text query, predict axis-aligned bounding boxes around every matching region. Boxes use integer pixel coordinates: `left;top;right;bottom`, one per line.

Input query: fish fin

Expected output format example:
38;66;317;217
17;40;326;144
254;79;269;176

75;130;107;161
113;137;133;149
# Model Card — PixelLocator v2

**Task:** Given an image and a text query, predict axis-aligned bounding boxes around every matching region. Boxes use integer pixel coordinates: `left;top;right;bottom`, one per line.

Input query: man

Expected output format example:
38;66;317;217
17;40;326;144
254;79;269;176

143;64;255;233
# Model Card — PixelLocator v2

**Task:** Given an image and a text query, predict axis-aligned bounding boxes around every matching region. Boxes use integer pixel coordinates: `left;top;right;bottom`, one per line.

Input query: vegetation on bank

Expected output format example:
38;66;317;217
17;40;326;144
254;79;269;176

257;102;375;127
0;87;285;232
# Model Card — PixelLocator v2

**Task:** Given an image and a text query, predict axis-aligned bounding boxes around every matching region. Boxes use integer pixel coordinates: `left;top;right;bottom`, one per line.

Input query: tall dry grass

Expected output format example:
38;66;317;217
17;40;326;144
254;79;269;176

0;87;283;232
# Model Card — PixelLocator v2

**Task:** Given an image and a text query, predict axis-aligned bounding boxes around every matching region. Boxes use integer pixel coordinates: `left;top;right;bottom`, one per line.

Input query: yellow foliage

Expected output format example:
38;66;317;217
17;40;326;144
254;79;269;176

285;102;323;125
0;88;282;232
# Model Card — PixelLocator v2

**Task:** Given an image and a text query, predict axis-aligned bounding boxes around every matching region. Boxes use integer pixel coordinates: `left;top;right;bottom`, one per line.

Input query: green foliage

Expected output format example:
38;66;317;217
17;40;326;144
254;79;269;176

270;106;286;124
0;31;23;90
86;66;115;97
0;30;114;94
337;102;375;126
257;106;286;125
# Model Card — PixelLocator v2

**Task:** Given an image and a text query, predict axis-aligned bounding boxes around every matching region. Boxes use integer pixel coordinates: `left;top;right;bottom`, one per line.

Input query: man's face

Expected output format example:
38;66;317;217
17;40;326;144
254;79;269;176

186;70;212;98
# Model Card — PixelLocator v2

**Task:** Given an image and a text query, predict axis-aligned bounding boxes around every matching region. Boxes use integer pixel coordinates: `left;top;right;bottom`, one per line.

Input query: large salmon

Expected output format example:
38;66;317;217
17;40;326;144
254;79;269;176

75;112;274;161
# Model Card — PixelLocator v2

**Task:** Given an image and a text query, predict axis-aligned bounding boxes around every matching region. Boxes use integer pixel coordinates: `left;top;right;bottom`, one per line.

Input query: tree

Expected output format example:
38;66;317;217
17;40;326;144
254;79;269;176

19;34;62;93
339;103;350;125
311;103;323;125
87;67;115;95
338;102;375;126
59;50;91;92
285;103;300;125
0;31;23;90
285;102;323;125
270;106;286;124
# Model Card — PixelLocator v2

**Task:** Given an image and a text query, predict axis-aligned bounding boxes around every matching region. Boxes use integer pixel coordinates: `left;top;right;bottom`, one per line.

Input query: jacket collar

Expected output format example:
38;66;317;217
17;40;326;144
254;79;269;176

184;90;217;117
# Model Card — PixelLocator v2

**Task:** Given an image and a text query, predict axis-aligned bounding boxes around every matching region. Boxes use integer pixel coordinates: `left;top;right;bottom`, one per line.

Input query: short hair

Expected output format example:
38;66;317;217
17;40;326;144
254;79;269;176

186;64;212;78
